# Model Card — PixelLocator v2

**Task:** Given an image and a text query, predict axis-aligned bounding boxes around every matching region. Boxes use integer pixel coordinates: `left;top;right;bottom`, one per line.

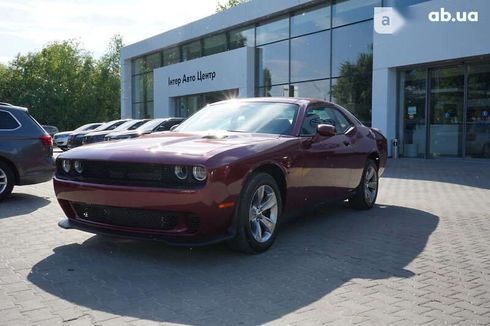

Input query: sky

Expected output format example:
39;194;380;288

0;0;219;64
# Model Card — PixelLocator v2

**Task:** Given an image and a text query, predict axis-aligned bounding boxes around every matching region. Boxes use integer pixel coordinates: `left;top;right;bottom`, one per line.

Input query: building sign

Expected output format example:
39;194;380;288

168;70;217;87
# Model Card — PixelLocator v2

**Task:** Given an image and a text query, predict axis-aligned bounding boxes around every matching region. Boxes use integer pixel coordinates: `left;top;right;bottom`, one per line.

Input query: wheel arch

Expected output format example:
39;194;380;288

367;151;380;170
246;163;288;209
0;155;20;184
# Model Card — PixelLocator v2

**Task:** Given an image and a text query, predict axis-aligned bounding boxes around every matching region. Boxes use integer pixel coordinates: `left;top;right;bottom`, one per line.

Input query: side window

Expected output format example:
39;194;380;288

300;106;352;136
157;122;171;131
330;108;353;134
300;107;336;136
0;111;21;130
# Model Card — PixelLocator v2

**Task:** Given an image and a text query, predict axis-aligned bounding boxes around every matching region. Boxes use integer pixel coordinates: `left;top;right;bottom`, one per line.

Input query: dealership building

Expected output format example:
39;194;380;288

120;0;490;158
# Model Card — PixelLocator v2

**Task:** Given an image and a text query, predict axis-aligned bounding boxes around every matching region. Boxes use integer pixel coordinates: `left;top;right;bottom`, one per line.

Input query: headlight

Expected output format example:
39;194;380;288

62;160;71;173
74;160;83;174
174;165;188;180
192;166;207;181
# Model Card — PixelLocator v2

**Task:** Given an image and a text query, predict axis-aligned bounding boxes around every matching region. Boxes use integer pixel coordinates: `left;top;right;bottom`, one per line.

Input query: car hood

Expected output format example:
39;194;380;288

54;131;72;137
85;130;112;137
72;130;94;137
107;130;143;137
59;131;296;167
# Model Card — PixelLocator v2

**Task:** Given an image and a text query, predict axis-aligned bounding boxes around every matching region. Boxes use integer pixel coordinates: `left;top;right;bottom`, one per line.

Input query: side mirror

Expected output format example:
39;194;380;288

169;124;180;131
317;124;336;137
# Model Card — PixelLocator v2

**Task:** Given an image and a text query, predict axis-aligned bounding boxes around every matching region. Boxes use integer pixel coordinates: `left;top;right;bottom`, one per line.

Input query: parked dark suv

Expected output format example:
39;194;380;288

0;103;55;199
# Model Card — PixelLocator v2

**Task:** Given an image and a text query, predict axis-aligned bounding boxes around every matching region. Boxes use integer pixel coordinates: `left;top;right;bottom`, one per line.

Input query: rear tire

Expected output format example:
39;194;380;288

228;173;282;254
0;162;15;200
349;159;378;210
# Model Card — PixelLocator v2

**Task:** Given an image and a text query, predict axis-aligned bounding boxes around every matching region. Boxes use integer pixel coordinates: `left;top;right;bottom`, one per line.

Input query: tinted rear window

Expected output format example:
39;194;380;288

0;111;20;130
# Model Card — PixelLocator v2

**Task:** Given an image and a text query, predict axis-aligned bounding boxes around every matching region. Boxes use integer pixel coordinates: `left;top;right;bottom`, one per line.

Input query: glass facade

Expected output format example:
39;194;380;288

399;62;490;159
175;89;238;117
131;54;158;119
290;31;330;83
131;0;377;124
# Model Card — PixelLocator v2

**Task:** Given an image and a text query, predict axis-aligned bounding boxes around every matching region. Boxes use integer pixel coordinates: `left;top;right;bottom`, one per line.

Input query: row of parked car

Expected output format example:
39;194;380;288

0;101;185;199
53;117;185;151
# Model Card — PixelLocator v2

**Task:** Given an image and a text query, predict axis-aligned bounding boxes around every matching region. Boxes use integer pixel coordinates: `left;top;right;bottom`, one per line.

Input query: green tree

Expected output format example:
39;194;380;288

216;0;250;12
330;52;373;125
0;35;124;131
93;34;124;121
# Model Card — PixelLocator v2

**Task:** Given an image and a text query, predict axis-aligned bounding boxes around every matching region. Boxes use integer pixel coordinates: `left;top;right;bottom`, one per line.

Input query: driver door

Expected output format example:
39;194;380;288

299;105;356;204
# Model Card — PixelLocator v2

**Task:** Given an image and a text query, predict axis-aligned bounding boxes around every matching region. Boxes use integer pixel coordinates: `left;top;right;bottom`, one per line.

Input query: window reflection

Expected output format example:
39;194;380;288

182;40;202;61
332;0;379;27
132;75;145;103
132;57;145;75
175;90;238;117
291;3;331;37
466;63;490;158
291;31;330;82
256;40;289;87
132;103;144;119
163;47;180;66
291;79;330;100
229;26;255;49
257;85;291;97
145;53;162;71
331;73;372;126
203;33;227;56
400;69;427;158
146;73;153;102
332;20;373;78
256;16;289;45
383;0;431;9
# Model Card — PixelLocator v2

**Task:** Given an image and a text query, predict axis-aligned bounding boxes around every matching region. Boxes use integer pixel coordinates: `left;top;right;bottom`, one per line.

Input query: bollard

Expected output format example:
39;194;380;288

392;138;399;159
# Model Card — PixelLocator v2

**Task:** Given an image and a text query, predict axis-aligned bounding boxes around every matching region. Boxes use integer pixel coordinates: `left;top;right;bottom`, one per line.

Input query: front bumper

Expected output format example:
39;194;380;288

54;138;68;146
57;218;233;246
53;177;238;245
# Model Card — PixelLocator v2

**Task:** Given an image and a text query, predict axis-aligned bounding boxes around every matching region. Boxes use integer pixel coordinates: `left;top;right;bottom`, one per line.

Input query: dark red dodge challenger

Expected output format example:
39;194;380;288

54;98;387;253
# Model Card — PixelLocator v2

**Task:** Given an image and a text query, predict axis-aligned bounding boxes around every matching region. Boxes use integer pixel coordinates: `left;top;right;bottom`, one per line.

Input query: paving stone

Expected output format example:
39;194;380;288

0;158;489;325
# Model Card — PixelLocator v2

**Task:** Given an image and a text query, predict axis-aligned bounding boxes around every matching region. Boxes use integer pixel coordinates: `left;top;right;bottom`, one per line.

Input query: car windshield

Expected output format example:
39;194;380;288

113;120;147;131
175;101;299;135
94;120;126;131
75;123;101;132
136;119;165;132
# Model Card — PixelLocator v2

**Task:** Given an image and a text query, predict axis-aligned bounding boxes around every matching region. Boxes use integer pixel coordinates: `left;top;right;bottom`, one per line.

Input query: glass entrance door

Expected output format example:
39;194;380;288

467;63;490;158
428;66;464;157
400;69;427;158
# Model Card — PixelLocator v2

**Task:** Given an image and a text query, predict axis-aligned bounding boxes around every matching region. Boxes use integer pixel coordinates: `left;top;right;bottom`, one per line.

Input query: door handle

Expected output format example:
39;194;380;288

343;141;351;146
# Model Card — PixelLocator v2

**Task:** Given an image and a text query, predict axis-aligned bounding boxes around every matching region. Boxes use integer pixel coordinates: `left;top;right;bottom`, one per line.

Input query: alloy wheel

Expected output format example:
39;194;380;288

0;167;7;194
248;185;278;243
364;165;378;205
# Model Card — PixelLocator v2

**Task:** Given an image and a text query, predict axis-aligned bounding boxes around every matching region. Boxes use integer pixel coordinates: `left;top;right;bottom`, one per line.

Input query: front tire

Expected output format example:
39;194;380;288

228;173;282;254
349;159;378;210
0;162;15;200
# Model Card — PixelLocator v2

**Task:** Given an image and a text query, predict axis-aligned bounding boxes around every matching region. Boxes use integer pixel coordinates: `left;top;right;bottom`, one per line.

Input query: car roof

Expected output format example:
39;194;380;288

209;97;333;107
0;103;29;112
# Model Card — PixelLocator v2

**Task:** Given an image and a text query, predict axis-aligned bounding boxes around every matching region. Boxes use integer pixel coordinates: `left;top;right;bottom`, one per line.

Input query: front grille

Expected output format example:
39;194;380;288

187;215;200;232
56;160;206;189
72;203;180;230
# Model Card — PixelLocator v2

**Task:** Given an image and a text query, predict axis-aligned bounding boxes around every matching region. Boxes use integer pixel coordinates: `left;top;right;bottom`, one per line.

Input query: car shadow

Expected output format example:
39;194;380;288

0;193;51;219
28;204;438;325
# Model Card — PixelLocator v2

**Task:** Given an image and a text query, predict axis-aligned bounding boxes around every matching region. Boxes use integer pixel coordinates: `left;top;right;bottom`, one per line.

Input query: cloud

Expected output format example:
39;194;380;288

0;0;217;63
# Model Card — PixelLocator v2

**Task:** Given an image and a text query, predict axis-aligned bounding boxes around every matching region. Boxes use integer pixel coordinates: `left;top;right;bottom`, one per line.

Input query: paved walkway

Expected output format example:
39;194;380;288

0;159;489;325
